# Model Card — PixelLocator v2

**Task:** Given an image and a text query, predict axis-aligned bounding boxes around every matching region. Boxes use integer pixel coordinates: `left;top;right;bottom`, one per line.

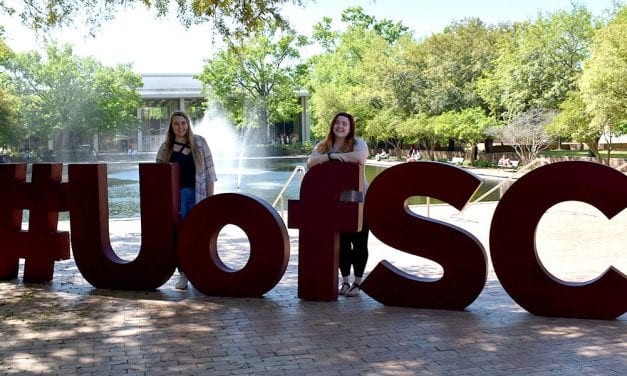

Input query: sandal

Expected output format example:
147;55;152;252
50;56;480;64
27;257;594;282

346;283;361;297
338;282;350;295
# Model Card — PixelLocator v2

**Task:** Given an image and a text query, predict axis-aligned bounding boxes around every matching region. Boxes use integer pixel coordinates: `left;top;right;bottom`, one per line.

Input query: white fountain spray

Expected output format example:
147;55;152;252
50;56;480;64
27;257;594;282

235;125;257;190
193;110;265;192
192;112;241;190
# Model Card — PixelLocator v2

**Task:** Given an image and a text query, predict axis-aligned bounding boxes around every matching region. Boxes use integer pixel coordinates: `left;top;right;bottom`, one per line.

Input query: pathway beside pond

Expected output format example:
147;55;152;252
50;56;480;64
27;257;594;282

366;158;519;179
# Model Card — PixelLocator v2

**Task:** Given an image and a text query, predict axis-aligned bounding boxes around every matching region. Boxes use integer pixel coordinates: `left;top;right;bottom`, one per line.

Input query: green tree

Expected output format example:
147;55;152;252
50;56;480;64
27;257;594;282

308;7;410;141
3;43;142;150
398;113;447;161
440;107;497;162
419;18;503;115
340;6;409;43
477;5;597;120
0;75;20;148
547;90;599;157
2;0;306;37
364;108;405;158
0;27;20;148
374;19;503;157
579;6;627;162
91;64;145;135
198;23;307;142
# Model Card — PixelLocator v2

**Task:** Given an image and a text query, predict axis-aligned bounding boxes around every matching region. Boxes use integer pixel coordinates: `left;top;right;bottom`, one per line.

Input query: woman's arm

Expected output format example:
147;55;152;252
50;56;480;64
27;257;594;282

196;135;218;191
307;151;331;169
332;139;369;164
155;144;167;162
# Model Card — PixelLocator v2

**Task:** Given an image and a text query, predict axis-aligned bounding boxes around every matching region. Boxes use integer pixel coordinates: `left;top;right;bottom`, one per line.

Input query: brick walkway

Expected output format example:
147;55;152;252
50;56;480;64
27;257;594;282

1;201;625;375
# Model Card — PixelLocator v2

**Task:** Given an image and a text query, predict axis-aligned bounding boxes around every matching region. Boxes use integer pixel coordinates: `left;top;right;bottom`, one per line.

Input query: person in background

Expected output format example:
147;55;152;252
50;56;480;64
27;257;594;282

156;111;217;290
408;145;416;160
498;154;511;168
307;112;370;297
90;146;97;161
375;149;388;161
407;145;421;161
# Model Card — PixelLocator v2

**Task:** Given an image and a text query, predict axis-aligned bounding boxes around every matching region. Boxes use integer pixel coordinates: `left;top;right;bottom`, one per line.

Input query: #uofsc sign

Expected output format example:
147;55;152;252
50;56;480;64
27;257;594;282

0;161;625;320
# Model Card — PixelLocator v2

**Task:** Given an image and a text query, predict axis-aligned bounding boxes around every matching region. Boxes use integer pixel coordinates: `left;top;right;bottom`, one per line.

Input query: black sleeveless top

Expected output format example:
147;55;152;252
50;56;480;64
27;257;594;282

170;141;195;188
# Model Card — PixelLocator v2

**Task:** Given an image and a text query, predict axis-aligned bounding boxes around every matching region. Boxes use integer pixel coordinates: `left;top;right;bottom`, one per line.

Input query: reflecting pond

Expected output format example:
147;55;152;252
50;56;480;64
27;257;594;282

105;159;504;219
107;157;308;218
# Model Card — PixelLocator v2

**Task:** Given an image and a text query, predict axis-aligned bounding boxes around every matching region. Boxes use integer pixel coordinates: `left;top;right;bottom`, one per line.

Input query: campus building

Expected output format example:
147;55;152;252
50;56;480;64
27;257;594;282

133;73;311;153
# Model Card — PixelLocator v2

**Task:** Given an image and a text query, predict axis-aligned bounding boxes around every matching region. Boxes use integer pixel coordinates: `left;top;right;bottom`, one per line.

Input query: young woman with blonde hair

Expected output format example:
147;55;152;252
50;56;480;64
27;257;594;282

156;110;217;289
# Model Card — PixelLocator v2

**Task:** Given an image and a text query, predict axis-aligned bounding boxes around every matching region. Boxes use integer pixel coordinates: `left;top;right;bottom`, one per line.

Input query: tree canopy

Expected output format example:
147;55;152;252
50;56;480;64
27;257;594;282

2;0;307;38
579;6;627;160
1;1;625;164
198;23;308;142
1;43;142;149
476;5;597;121
307;7;411;144
0;27;19;147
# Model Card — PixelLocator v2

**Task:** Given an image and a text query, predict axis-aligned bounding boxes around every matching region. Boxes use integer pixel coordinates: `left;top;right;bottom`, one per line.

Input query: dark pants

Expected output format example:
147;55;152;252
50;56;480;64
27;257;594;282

339;221;369;278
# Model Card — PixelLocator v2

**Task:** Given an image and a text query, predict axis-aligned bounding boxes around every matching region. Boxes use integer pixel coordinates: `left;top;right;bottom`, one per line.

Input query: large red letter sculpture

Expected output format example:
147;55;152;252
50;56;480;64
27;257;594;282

288;163;363;301
0;163;70;282
178;193;289;297
68;163;179;290
362;162;488;310
490;161;626;319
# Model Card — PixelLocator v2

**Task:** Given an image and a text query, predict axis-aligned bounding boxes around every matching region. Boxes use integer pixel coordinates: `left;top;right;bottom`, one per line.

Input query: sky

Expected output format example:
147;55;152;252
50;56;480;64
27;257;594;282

0;0;621;74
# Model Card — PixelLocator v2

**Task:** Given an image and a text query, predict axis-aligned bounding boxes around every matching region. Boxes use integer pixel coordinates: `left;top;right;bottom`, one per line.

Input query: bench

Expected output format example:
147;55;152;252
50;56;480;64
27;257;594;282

450;157;464;165
375;153;389;161
510;160;519;171
498;159;519;171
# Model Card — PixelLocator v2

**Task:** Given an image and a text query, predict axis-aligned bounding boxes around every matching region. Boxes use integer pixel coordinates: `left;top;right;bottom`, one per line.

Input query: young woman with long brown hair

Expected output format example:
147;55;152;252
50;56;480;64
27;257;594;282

307;112;369;297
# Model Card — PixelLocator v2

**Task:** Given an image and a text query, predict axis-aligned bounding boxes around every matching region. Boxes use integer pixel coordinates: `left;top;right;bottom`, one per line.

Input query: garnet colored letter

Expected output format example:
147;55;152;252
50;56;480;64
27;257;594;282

288;163;363;301
68;163;179;290
362;162;487;310
490;161;627;320
0;163;70;282
177;193;289;297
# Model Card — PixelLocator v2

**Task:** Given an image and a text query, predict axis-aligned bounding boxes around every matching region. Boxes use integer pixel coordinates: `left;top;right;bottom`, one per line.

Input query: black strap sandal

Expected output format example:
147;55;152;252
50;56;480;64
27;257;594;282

346;283;361;297
339;282;350;295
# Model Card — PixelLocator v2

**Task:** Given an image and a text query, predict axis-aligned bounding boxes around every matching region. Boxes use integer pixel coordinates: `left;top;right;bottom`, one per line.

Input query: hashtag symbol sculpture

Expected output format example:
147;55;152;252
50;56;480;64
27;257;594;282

0;163;70;282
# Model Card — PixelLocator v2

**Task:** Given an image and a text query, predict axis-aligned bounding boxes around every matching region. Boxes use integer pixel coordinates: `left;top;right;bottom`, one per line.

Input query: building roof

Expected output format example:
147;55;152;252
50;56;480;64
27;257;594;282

138;73;203;99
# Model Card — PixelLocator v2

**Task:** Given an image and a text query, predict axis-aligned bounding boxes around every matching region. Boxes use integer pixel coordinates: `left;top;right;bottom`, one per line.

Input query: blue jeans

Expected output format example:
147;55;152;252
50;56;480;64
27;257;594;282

180;188;195;220
178;188;195;274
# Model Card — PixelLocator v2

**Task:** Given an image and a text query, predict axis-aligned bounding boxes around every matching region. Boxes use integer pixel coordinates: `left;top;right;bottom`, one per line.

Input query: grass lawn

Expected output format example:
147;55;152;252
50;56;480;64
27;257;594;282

540;150;627;159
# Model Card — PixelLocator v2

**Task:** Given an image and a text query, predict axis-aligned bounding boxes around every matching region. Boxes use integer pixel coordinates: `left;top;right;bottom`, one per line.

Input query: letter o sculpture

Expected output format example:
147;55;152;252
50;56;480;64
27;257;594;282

178;193;290;297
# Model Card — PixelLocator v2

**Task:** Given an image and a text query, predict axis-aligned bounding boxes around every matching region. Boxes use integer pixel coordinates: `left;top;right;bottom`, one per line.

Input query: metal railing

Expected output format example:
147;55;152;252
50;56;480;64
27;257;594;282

272;165;306;218
467;158;552;208
271;158;623;220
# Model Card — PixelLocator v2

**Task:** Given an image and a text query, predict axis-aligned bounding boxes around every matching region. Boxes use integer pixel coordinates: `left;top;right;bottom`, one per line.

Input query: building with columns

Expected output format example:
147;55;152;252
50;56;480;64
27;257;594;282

136;73;205;152
135;73;310;152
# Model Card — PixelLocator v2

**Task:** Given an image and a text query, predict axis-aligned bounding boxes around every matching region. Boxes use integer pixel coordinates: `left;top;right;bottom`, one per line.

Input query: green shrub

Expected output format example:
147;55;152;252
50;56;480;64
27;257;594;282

472;159;493;168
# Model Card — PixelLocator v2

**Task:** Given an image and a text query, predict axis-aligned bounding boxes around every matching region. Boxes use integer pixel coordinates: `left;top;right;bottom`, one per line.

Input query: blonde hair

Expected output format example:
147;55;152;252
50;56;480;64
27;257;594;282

162;111;204;170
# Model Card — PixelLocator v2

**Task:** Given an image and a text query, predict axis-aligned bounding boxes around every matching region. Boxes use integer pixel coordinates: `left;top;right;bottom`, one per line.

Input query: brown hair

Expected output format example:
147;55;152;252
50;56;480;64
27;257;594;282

314;112;356;153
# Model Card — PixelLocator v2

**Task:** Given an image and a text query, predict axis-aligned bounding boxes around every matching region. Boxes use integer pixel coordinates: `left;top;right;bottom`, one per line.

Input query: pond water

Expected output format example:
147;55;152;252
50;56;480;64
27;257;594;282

107;157;307;218
105;158;504;219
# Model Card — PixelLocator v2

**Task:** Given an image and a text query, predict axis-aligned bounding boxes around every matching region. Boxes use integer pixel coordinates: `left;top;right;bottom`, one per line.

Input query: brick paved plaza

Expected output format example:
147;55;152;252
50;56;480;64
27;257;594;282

1;201;625;375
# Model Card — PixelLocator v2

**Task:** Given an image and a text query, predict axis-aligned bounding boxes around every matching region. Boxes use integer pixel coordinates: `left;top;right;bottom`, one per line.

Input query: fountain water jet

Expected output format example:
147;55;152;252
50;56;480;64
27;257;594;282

192;111;258;192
